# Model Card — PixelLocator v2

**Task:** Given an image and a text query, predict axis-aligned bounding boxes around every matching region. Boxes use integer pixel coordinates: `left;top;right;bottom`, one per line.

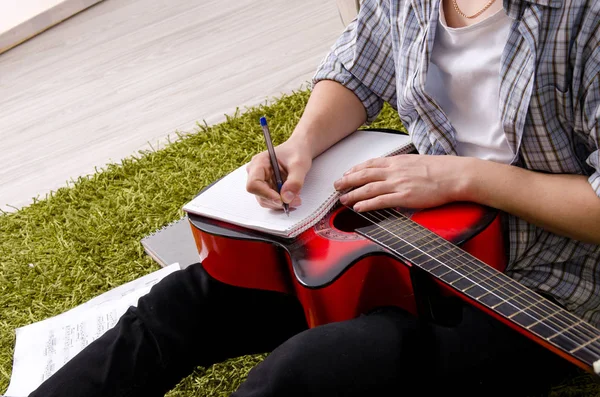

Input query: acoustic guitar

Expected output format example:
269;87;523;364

187;192;600;376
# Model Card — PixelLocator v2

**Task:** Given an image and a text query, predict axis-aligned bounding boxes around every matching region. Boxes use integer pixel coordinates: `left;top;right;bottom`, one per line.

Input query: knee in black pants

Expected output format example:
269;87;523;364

233;307;424;397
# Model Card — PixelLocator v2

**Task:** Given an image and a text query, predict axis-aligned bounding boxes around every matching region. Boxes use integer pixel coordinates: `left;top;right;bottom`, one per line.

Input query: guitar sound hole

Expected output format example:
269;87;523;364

332;208;373;233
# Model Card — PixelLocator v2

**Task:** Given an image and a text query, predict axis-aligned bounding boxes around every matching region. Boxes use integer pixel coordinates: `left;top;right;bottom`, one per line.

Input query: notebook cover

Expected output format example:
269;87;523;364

141;216;200;269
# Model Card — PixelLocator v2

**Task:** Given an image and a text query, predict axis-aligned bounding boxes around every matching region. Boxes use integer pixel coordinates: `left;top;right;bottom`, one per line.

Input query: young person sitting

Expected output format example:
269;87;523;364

30;0;600;396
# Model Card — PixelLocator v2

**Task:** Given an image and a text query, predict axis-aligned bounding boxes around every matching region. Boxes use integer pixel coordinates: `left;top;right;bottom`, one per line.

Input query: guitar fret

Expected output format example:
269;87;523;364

387;222;420;237
418;257;444;272
408;239;447;257
493;301;522;318
427;249;497;285
516;309;598;349
479;294;504;308
550;312;600;342
548;333;581;353
547;324;599;355
387;221;418;235
435;249;492;276
374;235;440;263
414;238;446;252
448;259;483;277
524;308;570;332
482;286;541;318
405;250;438;262
396;246;428;260
510;311;538;328
400;233;445;252
498;294;597;348
461;270;571;336
468;273;525;304
391;239;450;266
439;271;463;285
487;283;538;312
528;321;557;339
389;236;431;253
429;264;452;278
507;296;543;319
377;229;425;249
451;263;494;285
572;342;600;366
461;283;488;298
467;272;505;298
450;275;473;288
550;319;583;338
386;239;411;253
570;334;600;353
410;246;458;266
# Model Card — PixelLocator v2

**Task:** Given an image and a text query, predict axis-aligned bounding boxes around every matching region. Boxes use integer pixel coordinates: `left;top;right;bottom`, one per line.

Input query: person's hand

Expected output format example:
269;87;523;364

333;154;472;211
246;139;312;210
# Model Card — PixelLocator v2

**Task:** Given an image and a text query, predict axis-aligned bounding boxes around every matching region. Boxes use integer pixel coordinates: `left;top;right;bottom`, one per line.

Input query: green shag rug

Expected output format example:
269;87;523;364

0;87;598;396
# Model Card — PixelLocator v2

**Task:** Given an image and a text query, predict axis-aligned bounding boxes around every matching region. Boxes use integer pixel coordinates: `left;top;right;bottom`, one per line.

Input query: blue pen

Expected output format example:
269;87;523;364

260;116;290;216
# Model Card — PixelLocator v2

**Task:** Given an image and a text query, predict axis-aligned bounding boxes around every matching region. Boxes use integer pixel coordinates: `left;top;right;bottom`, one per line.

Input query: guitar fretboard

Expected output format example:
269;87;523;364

354;207;600;373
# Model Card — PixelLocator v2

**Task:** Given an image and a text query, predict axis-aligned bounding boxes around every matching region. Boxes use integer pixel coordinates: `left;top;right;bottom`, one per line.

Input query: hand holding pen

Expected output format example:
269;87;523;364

245;116;311;212
259;116;290;216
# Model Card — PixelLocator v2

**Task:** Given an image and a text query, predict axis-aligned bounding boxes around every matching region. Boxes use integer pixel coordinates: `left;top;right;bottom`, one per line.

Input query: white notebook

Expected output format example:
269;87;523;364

183;130;414;238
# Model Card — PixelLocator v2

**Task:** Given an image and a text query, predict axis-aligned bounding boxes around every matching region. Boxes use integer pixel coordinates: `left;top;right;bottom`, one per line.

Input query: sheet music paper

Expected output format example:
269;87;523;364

5;263;182;396
183;130;413;237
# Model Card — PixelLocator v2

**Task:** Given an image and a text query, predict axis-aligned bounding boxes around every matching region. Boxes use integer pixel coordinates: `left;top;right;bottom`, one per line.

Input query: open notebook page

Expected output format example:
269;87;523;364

183;130;413;237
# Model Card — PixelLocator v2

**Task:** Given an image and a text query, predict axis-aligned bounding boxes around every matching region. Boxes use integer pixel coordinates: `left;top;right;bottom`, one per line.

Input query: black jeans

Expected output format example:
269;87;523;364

29;263;576;397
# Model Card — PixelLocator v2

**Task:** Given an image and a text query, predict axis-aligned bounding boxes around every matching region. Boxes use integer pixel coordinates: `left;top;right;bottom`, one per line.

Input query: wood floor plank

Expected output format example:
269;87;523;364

0;0;344;212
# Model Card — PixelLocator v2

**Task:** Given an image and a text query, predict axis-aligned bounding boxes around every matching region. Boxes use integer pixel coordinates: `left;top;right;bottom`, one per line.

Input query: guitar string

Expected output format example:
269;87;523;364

363;207;600;357
350;207;600;358
375;207;600;355
376;207;600;334
372;213;588;320
373;207;600;353
367;215;597;340
377;207;600;344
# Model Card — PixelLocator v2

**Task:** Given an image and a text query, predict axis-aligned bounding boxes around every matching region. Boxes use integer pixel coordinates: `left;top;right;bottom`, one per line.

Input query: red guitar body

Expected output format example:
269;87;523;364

187;202;506;328
188;201;600;374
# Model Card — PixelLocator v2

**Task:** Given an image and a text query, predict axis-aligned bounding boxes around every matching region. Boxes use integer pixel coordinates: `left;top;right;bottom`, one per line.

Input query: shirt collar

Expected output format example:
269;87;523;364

504;0;563;8
521;0;562;7
503;0;561;20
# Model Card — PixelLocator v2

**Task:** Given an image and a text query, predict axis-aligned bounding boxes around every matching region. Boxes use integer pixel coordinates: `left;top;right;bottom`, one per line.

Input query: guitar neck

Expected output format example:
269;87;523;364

354;207;600;375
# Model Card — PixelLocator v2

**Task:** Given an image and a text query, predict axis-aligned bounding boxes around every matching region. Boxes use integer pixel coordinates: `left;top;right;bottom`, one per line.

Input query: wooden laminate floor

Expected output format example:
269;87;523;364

0;0;345;213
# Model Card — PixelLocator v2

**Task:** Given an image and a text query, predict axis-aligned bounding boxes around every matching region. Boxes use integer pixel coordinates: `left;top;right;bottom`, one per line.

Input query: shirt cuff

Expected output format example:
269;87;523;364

587;150;600;198
312;51;384;123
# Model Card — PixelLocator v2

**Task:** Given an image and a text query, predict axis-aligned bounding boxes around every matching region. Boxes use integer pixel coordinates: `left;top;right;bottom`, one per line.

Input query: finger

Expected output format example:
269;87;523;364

289;196;302;207
352;192;404;212
339;181;391;206
247;163;281;202
256;195;302;210
334;167;386;191
256;196;285;210
343;157;389;176
280;161;310;204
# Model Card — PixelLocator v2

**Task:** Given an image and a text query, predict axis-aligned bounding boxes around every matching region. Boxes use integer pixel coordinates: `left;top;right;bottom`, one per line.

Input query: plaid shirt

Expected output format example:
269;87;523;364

313;0;600;326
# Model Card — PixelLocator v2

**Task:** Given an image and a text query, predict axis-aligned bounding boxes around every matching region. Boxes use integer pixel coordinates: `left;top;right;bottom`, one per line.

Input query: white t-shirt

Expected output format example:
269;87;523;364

425;5;514;164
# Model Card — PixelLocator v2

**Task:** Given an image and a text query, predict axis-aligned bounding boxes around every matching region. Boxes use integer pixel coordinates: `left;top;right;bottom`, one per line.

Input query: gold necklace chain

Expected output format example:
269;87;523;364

452;0;498;19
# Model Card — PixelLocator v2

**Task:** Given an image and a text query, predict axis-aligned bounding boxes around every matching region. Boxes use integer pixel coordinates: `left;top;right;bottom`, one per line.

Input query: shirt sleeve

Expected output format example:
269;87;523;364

583;74;600;197
312;0;397;123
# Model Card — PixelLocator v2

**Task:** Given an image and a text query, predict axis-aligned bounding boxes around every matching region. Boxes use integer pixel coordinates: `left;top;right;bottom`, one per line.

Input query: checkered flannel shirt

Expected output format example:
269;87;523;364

313;0;600;326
